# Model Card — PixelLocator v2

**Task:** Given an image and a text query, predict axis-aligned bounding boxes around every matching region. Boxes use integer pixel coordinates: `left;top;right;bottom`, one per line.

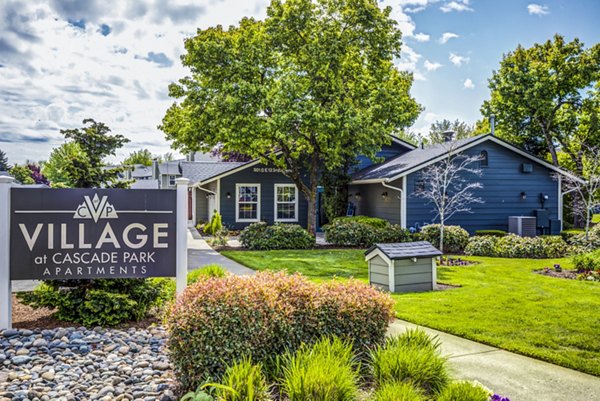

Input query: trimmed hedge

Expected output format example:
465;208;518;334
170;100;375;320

420;225;469;254
323;219;411;247
465;234;571;258
333;215;389;229
166;272;394;391
474;230;507;237
240;222;315;250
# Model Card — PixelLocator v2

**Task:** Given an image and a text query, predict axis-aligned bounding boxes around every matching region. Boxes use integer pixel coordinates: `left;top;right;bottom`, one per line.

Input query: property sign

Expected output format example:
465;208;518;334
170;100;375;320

9;188;177;280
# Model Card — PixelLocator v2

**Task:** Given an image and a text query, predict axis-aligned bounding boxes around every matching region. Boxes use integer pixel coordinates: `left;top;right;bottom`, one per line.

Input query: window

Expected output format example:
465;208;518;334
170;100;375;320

480;150;489;168
168;175;176;186
236;184;260;222
275;184;298;222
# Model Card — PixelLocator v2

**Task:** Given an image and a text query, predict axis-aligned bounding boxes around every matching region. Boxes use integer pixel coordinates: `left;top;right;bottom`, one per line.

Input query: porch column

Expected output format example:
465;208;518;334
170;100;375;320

401;177;407;229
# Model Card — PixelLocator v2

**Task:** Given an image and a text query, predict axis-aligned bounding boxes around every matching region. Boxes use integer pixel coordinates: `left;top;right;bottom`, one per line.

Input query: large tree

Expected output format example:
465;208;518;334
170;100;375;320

481;35;600;171
42;142;88;188
160;0;421;233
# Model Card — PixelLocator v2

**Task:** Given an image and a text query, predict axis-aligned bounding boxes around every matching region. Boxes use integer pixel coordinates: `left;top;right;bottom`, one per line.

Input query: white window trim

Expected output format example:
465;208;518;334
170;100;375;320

274;184;299;222
236;183;261;223
168;175;177;186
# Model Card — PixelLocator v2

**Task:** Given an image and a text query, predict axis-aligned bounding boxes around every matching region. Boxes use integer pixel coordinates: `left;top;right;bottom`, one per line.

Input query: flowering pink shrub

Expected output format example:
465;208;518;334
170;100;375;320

166;272;394;390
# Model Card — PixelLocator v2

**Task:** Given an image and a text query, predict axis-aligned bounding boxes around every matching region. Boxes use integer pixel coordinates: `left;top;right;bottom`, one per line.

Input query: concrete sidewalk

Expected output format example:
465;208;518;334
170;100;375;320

187;229;255;276
389;320;600;401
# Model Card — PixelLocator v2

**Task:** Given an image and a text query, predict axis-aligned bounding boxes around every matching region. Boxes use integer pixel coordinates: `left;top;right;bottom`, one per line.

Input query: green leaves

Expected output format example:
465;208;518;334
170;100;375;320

160;0;421;232
481;34;600;169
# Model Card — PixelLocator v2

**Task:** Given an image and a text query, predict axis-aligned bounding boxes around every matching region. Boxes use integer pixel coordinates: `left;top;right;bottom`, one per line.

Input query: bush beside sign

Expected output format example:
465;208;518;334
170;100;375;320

10;188;177;280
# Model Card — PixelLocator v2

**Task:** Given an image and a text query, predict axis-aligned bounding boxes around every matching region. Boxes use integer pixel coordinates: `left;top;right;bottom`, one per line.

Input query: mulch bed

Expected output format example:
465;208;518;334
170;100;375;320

11;294;161;330
534;269;579;280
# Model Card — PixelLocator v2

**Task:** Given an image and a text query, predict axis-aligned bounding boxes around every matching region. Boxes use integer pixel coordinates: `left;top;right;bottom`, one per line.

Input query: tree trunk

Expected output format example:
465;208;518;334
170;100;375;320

439;220;445;254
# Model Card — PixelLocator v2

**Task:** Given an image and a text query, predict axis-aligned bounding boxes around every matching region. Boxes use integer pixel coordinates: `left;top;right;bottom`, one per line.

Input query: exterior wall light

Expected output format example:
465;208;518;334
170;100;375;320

354;192;361;201
381;191;388;200
520;192;527;200
226;192;231;199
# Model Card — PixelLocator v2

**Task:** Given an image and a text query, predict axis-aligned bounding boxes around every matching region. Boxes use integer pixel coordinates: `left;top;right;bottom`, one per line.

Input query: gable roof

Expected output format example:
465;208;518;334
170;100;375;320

366;241;442;261
351;134;583;184
131;165;152;179
181;161;248;185
158;160;182;176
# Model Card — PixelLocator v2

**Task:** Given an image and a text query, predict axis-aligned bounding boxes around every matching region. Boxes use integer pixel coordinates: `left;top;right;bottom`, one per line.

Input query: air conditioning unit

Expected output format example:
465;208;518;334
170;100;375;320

508;216;537;237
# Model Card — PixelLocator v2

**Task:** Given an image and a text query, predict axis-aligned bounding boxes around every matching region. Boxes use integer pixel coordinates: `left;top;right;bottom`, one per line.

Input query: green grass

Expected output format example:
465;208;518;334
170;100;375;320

222;249;600;376
222;249;367;282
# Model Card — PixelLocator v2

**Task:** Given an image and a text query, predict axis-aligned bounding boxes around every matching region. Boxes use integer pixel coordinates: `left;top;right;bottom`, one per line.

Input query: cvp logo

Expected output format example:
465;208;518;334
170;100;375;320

74;194;118;223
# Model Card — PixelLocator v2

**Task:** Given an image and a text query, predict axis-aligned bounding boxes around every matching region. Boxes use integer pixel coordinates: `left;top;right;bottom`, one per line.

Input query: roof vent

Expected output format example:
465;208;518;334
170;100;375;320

442;131;455;142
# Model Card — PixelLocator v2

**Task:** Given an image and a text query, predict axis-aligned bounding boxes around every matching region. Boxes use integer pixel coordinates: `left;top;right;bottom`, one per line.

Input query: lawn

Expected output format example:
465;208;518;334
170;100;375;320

222;249;600;377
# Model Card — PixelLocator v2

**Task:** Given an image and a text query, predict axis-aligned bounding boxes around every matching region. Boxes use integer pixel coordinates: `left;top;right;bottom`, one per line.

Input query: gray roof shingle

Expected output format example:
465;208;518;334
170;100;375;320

180;161;249;185
131;165;152;179
352;134;487;181
158;161;182;176
366;241;442;260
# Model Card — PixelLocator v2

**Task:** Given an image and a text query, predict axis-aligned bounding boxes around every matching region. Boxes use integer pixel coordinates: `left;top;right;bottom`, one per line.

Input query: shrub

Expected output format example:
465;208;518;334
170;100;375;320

370;329;449;395
333;215;389;229
323;219;411;247
281;337;359;401
166;272;394;390
189;265;228;283
204;211;223;235
18;278;168;326
240;222;315;250
420;225;469;254
572;249;600;272
567;232;600;252
372;381;425;401
465;236;498;257
474;230;506;237
436;381;490;401
215;357;271;401
466;234;572;258
181;388;214;401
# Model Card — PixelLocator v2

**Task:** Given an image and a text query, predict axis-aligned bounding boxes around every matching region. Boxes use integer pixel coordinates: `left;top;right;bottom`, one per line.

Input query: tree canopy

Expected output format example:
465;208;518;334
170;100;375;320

160;0;421;233
481;34;600;172
428;119;475;144
9;164;35;184
44;119;130;188
123;149;154;166
0;149;9;171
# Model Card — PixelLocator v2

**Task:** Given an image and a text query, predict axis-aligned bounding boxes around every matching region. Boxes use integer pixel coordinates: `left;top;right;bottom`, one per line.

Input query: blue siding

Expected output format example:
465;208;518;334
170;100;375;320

219;164;309;230
405;141;559;234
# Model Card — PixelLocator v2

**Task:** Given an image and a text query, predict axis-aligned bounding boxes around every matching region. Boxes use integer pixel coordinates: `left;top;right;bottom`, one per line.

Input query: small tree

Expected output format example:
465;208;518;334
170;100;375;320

413;146;484;253
561;146;600;238
9;164;35;184
428;119;475;144
0;149;9;171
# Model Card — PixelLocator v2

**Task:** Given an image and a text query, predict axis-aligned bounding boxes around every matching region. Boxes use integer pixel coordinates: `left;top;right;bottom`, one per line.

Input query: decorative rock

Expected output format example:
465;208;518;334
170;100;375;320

0;326;175;401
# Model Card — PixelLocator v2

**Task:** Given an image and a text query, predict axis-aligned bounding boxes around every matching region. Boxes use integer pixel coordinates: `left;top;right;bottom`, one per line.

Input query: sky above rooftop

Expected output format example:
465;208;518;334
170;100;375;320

0;0;598;164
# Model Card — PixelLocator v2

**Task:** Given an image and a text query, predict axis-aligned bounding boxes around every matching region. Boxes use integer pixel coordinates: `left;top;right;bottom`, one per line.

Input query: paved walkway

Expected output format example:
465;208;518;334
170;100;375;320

389;320;600;401
187;229;255;276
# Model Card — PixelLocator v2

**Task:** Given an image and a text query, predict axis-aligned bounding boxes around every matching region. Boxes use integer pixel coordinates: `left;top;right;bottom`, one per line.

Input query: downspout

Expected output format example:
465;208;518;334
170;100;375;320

381;180;406;228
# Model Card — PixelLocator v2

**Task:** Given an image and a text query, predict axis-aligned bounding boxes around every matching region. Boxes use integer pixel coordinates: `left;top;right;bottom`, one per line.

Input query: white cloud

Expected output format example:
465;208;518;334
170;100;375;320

463;78;475;89
0;0;271;163
396;45;425;80
424;60;443;71
439;32;459;44
527;4;550;15
413;33;430;42
449;52;470;67
440;0;473;13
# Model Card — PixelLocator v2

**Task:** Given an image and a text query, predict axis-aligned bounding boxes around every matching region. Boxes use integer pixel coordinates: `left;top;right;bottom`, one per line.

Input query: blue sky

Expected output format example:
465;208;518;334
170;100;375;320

0;0;598;163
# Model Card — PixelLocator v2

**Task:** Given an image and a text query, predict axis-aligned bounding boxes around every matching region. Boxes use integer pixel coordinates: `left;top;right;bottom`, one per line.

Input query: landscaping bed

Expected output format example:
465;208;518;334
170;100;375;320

0;326;176;401
224;249;600;377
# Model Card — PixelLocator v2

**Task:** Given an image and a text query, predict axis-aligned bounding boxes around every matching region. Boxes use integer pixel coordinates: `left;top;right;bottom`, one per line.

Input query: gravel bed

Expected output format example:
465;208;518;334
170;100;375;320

0;326;177;401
